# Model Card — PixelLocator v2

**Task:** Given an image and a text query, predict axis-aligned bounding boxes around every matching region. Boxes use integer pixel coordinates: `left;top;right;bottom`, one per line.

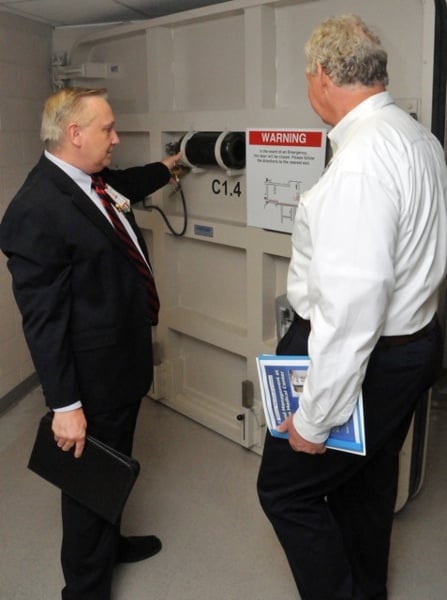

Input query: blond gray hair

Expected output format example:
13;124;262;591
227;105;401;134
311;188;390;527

305;14;388;88
40;87;108;150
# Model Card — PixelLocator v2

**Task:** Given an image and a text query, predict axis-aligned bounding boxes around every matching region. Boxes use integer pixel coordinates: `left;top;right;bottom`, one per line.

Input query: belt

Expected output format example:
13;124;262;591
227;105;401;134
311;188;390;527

378;315;438;347
293;313;437;347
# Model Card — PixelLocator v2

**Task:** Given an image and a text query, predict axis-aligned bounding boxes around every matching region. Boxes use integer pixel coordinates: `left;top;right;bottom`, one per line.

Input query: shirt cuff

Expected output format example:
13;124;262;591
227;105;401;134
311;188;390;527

292;410;330;445
53;401;82;412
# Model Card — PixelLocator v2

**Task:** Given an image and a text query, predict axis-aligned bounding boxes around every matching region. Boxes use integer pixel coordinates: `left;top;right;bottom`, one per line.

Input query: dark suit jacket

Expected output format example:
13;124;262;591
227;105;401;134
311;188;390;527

0;154;170;416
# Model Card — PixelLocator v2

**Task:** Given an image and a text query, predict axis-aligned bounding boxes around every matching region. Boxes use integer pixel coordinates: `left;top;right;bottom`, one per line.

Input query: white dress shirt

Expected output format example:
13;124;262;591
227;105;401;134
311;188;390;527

287;91;447;443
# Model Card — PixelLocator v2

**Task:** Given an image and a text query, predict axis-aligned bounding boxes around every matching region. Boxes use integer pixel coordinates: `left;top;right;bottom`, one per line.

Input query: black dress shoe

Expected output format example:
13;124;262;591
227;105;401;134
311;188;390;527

117;535;162;563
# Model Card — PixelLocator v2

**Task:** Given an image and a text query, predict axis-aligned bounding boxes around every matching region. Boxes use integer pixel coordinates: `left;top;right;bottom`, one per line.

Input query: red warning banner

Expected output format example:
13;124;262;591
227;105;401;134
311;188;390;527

248;130;323;147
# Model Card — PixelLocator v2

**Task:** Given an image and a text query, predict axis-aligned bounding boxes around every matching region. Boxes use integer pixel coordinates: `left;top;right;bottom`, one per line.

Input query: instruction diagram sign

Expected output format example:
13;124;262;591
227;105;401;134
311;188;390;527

246;128;327;233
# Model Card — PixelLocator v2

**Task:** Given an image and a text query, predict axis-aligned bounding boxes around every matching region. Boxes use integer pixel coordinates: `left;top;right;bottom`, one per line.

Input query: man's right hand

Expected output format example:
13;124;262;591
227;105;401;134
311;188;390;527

277;415;326;455
52;408;87;458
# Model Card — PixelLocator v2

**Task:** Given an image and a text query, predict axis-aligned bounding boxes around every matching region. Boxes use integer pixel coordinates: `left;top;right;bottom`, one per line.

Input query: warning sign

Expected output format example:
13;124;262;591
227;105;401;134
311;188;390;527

246;128;327;233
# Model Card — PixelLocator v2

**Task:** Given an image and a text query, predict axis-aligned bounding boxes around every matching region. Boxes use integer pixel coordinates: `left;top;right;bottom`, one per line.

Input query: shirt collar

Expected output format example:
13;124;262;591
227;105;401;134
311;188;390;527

44;150;93;197
328;91;395;153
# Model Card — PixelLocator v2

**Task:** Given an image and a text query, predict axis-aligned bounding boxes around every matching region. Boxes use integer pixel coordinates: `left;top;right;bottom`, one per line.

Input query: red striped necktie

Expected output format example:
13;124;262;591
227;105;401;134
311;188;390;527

91;175;160;325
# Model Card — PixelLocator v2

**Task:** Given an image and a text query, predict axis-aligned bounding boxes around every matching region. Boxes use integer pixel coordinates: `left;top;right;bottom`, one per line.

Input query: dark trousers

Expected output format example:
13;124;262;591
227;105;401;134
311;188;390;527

61;400;141;600
257;316;442;600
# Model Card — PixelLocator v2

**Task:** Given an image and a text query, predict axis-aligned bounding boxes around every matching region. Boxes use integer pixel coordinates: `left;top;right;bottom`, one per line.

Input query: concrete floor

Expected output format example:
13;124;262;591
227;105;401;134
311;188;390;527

1;384;447;599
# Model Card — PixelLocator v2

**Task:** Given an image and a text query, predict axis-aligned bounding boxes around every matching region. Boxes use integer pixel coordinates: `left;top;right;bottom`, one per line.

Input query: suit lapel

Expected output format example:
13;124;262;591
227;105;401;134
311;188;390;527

70;173;151;270
72;187;127;251
40;155;139;263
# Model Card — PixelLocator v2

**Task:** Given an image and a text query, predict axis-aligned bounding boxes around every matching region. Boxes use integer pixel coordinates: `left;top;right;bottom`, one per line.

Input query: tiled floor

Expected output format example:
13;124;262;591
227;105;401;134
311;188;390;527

1;384;447;599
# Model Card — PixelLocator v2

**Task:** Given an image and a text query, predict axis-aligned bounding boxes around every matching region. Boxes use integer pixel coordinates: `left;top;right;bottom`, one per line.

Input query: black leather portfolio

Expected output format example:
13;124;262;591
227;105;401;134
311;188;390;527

28;412;140;524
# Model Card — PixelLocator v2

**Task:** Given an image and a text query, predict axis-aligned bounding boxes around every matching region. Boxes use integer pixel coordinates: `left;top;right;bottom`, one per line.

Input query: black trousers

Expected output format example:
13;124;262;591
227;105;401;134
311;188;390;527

257;316;442;600
61;400;141;600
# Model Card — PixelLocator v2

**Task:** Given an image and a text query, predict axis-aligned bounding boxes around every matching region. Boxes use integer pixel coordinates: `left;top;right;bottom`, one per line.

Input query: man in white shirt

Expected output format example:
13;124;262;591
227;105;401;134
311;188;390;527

257;14;447;600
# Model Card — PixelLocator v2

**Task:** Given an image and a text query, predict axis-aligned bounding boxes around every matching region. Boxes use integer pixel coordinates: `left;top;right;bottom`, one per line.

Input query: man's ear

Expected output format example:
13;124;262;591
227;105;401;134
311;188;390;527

316;63;330;89
67;122;82;148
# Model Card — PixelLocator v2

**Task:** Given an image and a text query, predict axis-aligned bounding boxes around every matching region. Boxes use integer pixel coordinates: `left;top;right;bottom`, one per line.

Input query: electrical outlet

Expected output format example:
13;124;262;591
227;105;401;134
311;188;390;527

149;362;172;401
237;406;264;449
149;364;164;400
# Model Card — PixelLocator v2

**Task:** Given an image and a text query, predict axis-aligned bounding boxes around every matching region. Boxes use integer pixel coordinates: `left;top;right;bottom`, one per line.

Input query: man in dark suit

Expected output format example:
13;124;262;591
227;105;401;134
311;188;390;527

0;87;181;599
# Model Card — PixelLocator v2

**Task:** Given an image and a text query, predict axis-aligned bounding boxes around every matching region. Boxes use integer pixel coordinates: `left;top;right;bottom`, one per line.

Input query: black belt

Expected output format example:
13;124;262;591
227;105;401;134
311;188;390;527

378;315;438;347
293;313;437;347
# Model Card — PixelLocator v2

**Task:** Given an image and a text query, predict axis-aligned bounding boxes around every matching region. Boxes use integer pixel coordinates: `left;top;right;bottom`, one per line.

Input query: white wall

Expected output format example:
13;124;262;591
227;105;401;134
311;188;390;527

0;0;437;440
0;13;52;402
53;0;434;453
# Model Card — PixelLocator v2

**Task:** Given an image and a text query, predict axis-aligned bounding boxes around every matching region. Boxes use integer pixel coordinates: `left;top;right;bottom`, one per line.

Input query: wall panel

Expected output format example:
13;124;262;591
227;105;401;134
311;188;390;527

59;0;430;453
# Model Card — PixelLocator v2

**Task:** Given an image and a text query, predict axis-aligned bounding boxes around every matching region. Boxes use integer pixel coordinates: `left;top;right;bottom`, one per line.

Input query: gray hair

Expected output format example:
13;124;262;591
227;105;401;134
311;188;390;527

305;14;389;88
40;87;108;150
